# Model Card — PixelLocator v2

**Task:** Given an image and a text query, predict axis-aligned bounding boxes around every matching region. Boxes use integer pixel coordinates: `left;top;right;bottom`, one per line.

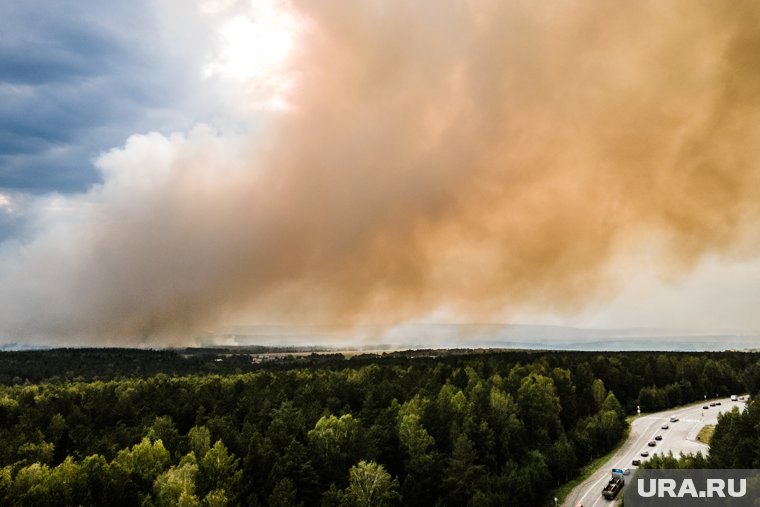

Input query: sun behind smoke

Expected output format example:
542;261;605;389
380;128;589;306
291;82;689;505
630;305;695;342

203;0;304;110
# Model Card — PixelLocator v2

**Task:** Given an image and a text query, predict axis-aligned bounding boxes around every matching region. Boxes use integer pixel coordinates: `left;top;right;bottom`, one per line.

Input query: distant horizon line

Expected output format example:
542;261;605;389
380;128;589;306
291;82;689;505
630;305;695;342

1;342;758;353
220;322;760;335
3;323;760;352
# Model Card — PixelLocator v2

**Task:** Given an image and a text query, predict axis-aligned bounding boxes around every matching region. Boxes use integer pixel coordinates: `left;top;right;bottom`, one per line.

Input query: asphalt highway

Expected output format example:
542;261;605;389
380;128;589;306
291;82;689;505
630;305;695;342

563;396;746;507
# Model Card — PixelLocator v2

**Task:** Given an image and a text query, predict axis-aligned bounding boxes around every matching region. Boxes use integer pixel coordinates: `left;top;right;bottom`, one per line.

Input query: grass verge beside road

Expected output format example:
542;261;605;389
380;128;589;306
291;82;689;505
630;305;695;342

696;424;715;445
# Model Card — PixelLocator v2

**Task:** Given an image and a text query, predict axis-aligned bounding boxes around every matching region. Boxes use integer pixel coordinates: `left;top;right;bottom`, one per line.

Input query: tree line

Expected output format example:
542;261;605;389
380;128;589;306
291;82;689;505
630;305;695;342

0;349;757;506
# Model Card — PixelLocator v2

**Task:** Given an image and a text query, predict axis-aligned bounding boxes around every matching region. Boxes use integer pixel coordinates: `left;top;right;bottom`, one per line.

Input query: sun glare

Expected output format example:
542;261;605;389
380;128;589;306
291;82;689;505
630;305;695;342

203;0;302;109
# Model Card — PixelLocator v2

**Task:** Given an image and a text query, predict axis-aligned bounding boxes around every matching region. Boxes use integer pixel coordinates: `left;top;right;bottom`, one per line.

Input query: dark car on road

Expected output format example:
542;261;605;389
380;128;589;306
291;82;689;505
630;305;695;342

632;459;641;466
648;440;656;447
703;405;709;409
654;435;662;441
641;450;650;457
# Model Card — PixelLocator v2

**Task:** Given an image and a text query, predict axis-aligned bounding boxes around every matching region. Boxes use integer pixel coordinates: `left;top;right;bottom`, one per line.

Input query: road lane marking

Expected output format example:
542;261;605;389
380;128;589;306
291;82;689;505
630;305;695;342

566;398;744;507
575;415;663;506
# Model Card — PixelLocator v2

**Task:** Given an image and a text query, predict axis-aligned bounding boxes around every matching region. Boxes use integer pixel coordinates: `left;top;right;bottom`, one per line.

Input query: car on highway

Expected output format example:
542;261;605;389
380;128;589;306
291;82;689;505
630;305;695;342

716;401;721;405
623;468;631;475
654;435;662;441
703;405;709;409
632;459;640;466
661;424;669;429
641;450;650;457
710;402;717;406
670;416;679;422
648;440;657;447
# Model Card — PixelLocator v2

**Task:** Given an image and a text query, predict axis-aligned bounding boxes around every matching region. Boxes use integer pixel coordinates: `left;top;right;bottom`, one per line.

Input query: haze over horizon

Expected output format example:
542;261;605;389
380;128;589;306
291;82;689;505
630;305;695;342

3;1;760;346
202;322;760;352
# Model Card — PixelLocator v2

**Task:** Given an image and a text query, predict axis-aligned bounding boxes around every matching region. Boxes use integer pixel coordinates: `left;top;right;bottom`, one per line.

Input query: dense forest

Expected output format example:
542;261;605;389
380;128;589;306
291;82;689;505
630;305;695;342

0;349;757;506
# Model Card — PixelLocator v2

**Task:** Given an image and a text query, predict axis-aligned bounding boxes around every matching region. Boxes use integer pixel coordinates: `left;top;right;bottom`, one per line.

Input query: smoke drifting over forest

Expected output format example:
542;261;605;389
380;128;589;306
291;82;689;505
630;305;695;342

3;0;760;344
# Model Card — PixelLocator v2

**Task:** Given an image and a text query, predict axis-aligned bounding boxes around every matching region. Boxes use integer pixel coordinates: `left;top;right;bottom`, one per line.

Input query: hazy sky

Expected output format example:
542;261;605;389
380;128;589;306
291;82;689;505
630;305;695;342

2;0;760;345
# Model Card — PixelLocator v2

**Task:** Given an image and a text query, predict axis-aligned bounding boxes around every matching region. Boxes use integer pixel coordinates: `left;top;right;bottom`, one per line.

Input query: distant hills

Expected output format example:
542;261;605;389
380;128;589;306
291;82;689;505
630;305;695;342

0;342;52;352
2;324;757;351
207;323;760;352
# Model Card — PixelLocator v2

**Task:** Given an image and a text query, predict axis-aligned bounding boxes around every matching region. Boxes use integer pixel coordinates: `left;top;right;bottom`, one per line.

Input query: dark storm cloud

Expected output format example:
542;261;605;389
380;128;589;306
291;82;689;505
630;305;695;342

0;0;207;196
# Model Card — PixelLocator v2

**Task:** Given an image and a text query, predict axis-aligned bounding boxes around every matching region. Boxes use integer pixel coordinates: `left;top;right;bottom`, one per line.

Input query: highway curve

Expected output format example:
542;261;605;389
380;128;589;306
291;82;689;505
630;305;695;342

562;396;745;507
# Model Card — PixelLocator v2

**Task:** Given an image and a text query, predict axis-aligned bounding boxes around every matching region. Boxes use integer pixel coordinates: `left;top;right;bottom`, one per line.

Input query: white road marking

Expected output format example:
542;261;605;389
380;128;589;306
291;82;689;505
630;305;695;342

563;397;746;507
